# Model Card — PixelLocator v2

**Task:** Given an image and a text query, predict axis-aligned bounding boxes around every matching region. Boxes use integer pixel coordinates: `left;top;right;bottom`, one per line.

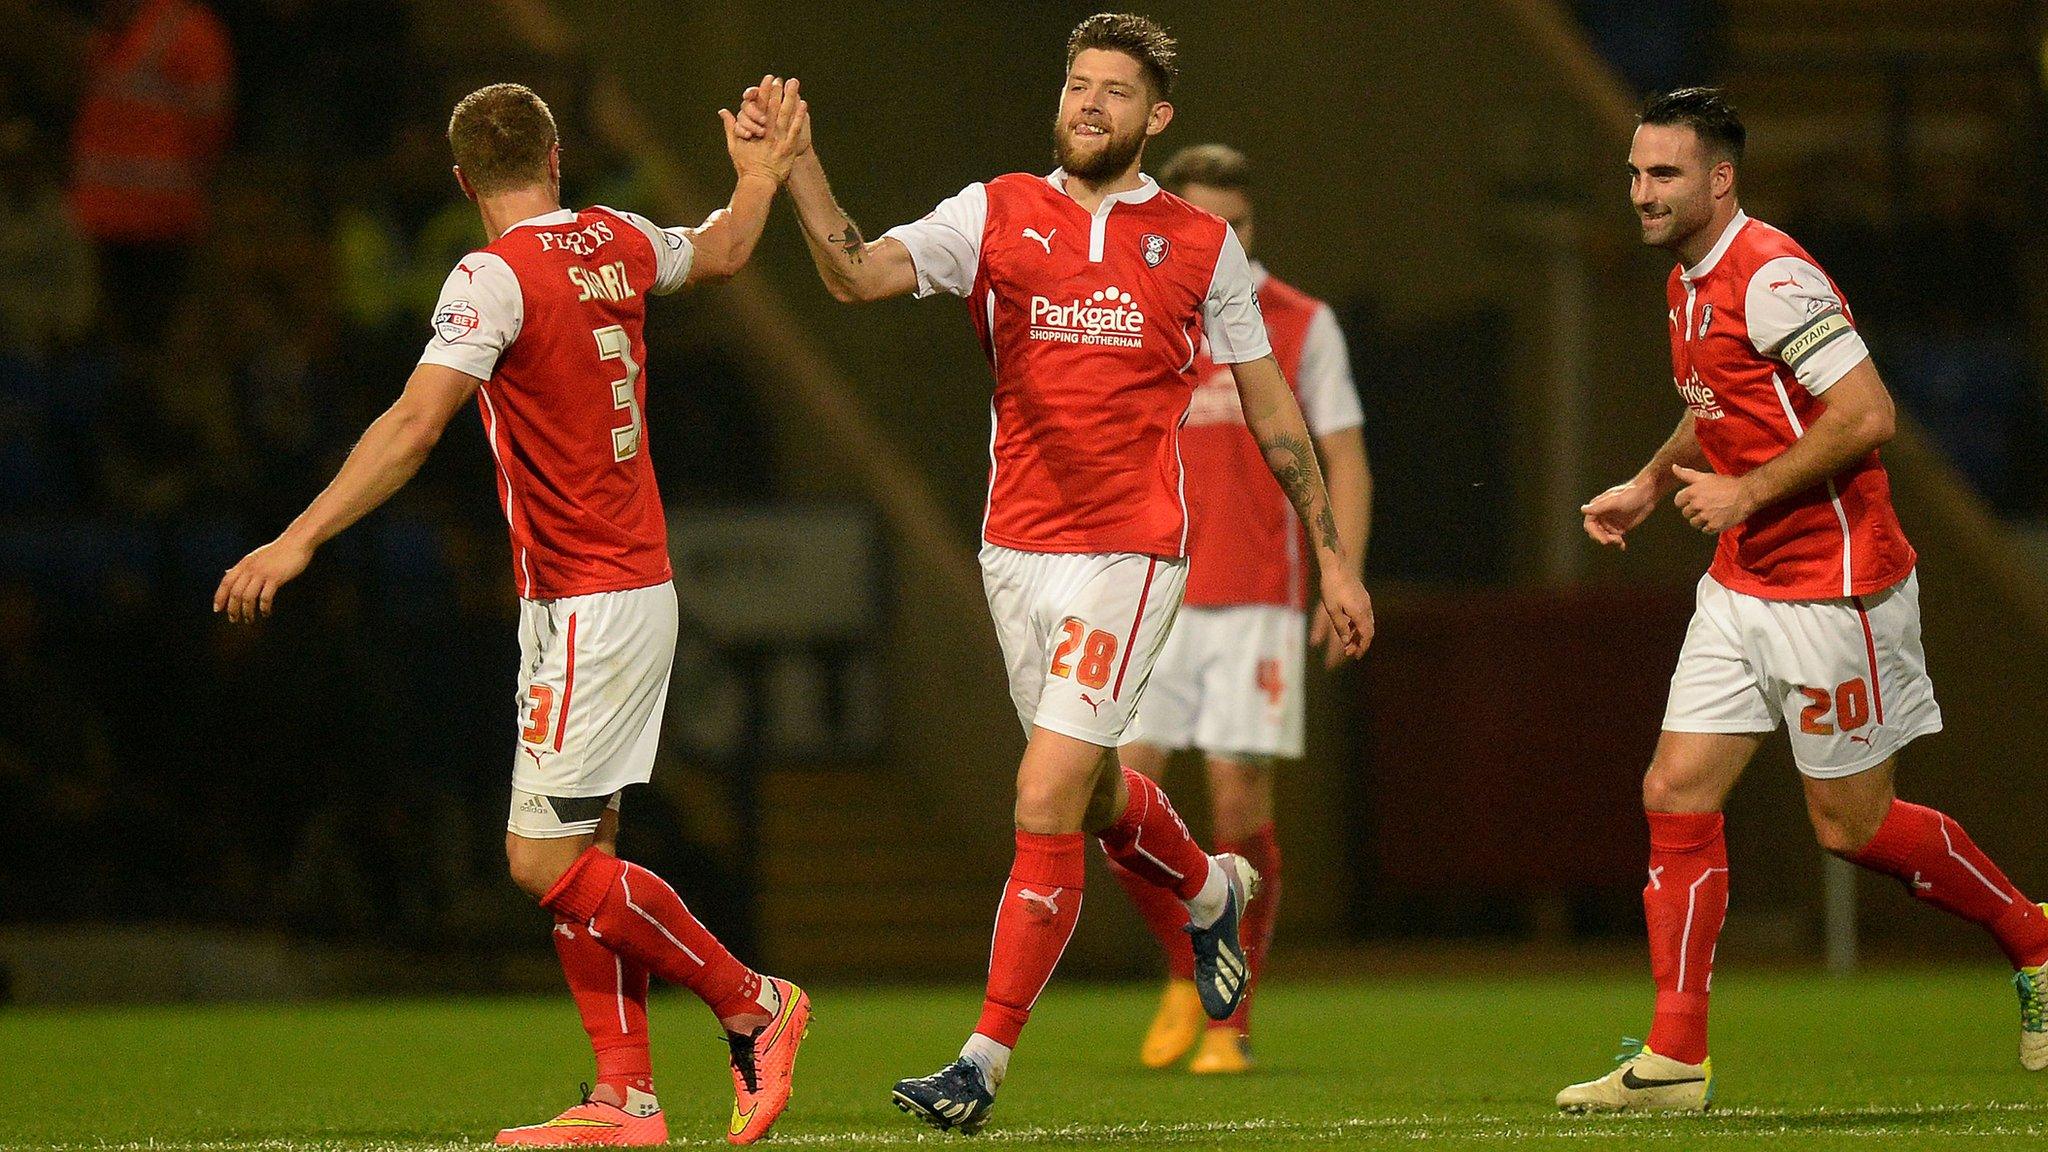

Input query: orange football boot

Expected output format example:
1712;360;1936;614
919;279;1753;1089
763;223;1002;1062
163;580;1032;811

495;1085;668;1146
725;977;811;1144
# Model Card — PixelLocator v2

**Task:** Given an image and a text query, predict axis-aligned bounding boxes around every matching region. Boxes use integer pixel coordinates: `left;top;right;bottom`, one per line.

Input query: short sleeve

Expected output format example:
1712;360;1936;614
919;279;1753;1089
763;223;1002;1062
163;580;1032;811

1295;304;1363;437
880;182;987;298
1744;255;1869;395
418;253;521;380
612;208;695;295
1201;226;1273;365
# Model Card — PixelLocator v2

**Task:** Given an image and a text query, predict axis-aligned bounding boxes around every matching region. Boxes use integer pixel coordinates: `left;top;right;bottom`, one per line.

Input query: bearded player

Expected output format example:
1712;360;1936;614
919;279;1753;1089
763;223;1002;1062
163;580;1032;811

215;81;816;1145
1114;143;1370;1075
1559;87;2048;1113
736;12;1372;1133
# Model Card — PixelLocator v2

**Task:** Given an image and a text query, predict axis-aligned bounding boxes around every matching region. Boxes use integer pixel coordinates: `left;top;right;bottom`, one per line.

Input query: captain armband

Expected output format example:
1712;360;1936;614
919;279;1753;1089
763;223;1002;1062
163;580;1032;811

1778;308;1855;374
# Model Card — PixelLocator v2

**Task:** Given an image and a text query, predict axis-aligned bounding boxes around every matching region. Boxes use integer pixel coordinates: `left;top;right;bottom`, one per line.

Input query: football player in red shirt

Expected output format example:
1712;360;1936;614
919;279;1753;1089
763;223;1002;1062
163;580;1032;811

1114;143;1372;1075
216;81;816;1146
735;13;1372;1134
1561;87;2048;1113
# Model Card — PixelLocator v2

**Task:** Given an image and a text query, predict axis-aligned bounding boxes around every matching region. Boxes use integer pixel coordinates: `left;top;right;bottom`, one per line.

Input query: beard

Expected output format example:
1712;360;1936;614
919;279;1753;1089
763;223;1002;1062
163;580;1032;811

1053;118;1146;181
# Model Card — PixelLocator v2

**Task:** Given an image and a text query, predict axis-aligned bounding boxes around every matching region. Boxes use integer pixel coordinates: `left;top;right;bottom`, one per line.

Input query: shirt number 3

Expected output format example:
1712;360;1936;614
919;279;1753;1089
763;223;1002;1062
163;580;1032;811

595;324;643;462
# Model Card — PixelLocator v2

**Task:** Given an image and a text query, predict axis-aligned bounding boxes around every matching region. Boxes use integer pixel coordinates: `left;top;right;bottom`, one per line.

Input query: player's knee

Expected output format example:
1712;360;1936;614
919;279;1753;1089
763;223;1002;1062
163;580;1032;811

1809;805;1882;857
1015;781;1083;834
1640;769;1686;814
504;839;571;901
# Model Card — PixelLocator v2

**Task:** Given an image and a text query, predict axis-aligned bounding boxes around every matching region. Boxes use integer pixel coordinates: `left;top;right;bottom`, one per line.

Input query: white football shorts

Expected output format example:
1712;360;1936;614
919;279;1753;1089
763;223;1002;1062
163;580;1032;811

1123;603;1307;760
980;543;1188;747
1663;570;1942;778
507;580;678;837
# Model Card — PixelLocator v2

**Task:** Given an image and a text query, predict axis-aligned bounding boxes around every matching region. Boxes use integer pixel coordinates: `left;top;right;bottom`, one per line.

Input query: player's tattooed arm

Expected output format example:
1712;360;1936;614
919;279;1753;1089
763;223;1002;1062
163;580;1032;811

1232;355;1348;568
735;80;917;300
781;150;918;301
1262;430;1344;555
828;215;866;264
1233;353;1375;657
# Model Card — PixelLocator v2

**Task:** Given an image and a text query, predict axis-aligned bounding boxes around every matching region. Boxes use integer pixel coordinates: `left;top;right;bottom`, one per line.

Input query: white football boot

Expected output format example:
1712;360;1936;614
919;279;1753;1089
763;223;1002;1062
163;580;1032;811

1557;1041;1712;1113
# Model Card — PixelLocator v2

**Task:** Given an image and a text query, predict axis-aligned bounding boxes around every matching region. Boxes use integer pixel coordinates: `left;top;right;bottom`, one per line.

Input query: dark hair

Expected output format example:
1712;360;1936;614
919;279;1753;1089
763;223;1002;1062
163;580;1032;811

447;83;559;196
1066;13;1178;100
1639;87;1744;165
1158;143;1249;195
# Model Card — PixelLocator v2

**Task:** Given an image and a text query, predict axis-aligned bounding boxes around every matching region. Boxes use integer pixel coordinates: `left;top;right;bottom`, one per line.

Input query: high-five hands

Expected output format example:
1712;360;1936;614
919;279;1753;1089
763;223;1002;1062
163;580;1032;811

733;75;809;151
722;75;809;183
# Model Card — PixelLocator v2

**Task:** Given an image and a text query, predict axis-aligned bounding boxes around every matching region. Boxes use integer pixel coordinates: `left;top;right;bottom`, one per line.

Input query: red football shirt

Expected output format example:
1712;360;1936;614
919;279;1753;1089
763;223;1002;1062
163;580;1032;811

884;170;1273;556
420;206;694;599
1667;211;1915;600
1180;268;1361;608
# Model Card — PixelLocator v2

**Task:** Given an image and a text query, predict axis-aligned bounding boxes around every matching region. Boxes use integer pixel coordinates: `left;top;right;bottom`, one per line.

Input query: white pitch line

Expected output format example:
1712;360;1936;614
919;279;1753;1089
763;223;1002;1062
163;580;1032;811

38;1105;2048;1152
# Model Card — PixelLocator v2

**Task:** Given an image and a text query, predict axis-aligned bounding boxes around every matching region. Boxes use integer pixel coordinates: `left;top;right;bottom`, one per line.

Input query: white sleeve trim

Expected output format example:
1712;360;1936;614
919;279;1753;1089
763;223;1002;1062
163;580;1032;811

1202;225;1273;365
419;253;521;380
880;182;988;299
612;208;696;295
1296;303;1363;437
1744;255;1868;395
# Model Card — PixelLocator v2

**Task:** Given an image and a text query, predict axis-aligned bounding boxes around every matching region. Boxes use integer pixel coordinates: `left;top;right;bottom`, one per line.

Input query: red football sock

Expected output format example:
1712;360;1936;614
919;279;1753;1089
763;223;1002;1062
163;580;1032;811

553;914;653;1096
1108;852;1195;980
1096;767;1212;901
543;847;765;1023
1218;822;1281;1033
976;830;1086;1047
1643;811;1728;1066
1849;799;2048;968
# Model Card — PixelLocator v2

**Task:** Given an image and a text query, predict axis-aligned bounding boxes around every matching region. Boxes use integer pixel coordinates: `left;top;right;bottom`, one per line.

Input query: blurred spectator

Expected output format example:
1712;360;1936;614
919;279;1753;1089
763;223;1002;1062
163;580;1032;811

0;92;97;355
66;0;234;351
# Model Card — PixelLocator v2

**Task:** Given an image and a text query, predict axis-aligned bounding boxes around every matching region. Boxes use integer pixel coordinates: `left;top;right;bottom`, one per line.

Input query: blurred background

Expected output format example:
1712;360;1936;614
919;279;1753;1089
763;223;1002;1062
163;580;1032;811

2;0;2046;1005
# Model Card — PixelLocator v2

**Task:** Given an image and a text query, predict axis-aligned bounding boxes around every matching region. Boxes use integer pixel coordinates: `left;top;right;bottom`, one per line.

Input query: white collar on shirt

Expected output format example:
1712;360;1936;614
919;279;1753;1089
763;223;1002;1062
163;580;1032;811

1045;167;1162;208
503;208;578;234
1681;210;1750;282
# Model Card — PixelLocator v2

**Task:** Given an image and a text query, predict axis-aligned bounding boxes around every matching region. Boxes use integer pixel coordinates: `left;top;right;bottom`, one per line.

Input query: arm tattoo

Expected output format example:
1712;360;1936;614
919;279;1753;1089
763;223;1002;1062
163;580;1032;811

1260;431;1343;555
828;215;865;263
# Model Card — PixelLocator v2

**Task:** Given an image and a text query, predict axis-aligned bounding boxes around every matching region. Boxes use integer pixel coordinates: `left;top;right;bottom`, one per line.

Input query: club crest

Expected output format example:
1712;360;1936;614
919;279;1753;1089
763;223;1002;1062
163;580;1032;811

1142;233;1170;268
1698;303;1713;337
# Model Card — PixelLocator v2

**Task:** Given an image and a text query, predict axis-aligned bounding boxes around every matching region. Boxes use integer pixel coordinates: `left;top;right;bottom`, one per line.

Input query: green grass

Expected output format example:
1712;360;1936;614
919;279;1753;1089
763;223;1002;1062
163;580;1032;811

7;968;2048;1149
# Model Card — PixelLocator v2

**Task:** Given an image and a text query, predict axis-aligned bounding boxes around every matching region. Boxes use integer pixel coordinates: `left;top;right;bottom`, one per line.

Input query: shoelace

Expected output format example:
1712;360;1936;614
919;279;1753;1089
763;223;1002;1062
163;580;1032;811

726;1028;763;1093
2017;970;2047;1033
577;1082;593;1106
1612;1036;1647;1065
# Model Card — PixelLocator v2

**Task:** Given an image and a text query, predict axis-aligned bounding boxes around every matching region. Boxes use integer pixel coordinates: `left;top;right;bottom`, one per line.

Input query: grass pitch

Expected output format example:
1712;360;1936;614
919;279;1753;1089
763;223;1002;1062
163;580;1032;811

7;966;2048;1150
